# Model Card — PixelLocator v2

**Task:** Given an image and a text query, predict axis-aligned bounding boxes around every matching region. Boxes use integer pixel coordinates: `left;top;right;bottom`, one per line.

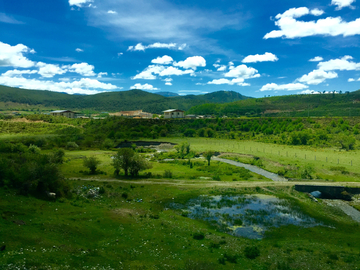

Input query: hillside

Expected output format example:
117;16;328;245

0;85;250;113
187;90;360;117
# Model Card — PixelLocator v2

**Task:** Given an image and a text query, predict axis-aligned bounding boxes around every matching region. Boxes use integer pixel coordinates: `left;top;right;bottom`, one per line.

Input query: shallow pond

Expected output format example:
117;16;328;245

172;194;322;239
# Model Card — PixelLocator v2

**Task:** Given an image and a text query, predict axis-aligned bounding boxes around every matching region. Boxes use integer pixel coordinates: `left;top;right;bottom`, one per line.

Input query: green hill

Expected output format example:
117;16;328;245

0;85;249;113
187;90;360;117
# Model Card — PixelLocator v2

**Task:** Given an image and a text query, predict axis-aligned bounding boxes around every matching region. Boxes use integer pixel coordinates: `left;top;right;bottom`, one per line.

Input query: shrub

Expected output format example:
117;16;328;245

163;170;173;178
121;192;128;199
28;144;41;154
244;246;260;259
102;139;114;149
193;232;205;240
66;141;79;150
83;156;101;174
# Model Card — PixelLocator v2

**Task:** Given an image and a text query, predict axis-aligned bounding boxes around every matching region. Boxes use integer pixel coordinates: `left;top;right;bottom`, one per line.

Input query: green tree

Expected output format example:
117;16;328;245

203;150;214;166
112;148;135;176
83;156;101;174
129;154;152;177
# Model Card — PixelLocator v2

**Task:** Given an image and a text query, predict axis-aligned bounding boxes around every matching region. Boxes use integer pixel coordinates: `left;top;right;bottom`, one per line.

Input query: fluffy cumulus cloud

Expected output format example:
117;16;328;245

76;48;83;52
331;0;356;10
66;62;96;76
264;7;360;39
159;67;194;76
164;78;173;85
224;64;260;79
36;62;67;78
348;78;360;82
2;69;38;77
132;65;165;80
107;10;117;14
213;64;227;71
260;83;308;91
151;55;173;65
69;0;93;7
207;78;250;86
130;83;158;90
317;55;360;71
298;70;338;85
128;43;186;51
174;56;206;70
0;42;35;68
242;52;278;63
0;72;118;94
309;56;323;62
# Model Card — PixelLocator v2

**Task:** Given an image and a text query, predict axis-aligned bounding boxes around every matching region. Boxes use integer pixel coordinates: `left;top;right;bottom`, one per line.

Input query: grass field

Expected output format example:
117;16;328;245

1;181;360;270
153;138;360;182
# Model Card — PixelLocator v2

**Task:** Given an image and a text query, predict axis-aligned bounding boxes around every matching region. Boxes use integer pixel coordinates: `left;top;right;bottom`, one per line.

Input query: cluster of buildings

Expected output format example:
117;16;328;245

49;109;200;119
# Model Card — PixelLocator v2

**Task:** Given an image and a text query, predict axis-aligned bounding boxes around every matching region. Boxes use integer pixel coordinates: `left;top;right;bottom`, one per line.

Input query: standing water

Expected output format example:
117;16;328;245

173;194;321;239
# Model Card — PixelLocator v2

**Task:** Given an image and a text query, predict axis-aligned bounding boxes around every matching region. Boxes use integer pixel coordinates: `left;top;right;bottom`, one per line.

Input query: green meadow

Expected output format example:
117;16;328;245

1;115;360;269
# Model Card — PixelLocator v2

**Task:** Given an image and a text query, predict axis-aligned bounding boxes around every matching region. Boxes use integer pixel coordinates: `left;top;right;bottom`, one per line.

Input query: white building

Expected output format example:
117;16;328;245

163;109;185;119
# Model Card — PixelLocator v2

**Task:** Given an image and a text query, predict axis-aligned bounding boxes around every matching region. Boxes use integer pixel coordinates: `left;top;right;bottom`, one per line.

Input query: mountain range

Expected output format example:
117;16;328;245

0;85;250;113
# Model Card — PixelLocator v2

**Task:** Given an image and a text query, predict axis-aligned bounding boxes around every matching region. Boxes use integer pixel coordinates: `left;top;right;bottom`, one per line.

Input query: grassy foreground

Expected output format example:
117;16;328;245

1;180;360;270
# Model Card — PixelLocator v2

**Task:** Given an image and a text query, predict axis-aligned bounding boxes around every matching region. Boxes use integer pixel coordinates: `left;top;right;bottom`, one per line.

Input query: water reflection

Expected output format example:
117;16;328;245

175;194;321;239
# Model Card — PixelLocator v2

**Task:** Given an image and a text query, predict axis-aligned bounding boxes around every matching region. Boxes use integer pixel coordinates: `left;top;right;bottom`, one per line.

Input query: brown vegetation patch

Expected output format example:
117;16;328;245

10;118;44;123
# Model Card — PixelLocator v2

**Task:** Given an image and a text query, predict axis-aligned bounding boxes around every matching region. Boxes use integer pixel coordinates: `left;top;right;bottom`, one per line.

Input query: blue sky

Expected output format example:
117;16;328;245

1;0;360;97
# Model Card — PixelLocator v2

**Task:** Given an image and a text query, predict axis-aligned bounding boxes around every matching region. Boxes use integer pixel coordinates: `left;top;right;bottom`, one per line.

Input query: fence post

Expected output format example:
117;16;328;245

338;159;339;164
315;155;316;161
351;160;353;166
305;154;306;160
326;157;327;162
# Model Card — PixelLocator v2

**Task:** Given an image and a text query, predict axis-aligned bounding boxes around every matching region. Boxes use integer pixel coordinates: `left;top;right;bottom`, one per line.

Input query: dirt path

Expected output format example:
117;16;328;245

325;200;360;222
68;177;360;189
213;157;287;182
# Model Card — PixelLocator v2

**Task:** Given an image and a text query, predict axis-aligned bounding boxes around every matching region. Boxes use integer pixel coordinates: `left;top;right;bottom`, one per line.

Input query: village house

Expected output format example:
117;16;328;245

163;109;185;119
50;110;77;118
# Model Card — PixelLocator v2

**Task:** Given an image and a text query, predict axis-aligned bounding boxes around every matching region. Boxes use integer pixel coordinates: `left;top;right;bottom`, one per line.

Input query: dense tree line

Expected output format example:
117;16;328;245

0;141;69;197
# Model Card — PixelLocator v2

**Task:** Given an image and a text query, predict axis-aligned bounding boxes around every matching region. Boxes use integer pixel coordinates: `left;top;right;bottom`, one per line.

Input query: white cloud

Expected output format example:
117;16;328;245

309;56;323;62
317;55;360;71
107;10;117;14
128;43;186;52
0;41;35;68
132;65;165;80
159;66;194;76
36;62;67;78
118;52;123;56
242;52;278;63
0;13;24;24
331;0;356;10
69;0;93;7
298;69;338;85
97;72;108;78
66;62;96;76
76;48;83;52
213;64;227;71
224;64;260;79
300;90;318;94
260;83;308;91
173;56;206;70
151;55;173;65
348;78;355;82
264;7;360;39
207;78;250;86
164;78;173;85
0;74;117;95
131;83;158;90
2;69;38;77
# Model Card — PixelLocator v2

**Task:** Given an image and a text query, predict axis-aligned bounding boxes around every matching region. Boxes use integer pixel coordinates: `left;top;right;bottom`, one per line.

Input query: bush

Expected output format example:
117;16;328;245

193;232;205;240
244;246;260;259
66;141;79;150
28;144;41;154
83;156;101;174
163;170;173;178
